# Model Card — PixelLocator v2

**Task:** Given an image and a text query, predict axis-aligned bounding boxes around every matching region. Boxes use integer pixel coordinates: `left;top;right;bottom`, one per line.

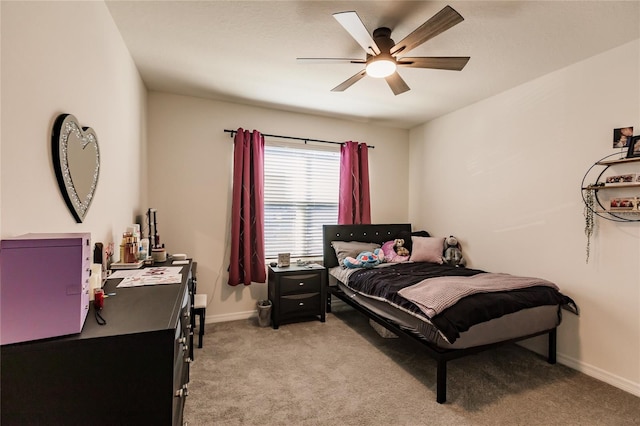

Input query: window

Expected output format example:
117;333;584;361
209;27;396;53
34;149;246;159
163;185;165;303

264;143;340;258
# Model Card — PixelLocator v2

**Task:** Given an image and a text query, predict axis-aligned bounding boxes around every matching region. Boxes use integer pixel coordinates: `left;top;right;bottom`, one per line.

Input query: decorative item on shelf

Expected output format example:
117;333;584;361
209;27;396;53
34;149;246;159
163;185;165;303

627;135;640;158
609;197;638;211
605;174;636;185
613;126;633;149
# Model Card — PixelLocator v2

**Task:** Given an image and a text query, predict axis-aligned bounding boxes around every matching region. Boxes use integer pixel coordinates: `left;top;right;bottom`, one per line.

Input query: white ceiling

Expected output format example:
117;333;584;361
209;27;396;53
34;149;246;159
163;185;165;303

105;1;640;129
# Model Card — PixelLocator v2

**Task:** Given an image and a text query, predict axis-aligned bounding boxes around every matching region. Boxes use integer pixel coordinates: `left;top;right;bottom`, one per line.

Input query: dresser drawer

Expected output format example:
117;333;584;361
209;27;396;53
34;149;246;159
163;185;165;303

279;273;322;295
280;293;321;317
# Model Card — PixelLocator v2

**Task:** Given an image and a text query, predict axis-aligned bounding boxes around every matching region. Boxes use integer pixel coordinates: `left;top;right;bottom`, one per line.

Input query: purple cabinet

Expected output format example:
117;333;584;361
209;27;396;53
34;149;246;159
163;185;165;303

0;233;90;344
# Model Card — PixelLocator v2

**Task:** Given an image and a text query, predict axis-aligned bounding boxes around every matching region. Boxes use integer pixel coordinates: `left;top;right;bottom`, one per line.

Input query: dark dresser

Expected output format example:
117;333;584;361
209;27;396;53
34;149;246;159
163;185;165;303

0;261;193;426
268;264;326;329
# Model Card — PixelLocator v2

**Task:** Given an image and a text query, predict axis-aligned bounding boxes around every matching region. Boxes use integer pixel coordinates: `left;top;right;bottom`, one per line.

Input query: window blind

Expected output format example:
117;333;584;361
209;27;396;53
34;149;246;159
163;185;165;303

264;144;339;258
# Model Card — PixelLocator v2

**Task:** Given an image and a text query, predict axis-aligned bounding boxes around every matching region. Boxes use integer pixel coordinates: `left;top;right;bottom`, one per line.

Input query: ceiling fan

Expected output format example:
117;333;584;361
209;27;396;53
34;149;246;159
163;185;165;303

297;5;470;95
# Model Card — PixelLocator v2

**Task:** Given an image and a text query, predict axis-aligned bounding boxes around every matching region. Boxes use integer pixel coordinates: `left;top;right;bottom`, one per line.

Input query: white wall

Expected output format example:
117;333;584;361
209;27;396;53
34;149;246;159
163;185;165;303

409;40;640;397
147;92;410;321
1;1;147;245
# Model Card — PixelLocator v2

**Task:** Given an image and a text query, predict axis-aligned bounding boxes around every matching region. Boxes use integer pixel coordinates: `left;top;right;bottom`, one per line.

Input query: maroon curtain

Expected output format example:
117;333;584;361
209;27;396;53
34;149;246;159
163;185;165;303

338;141;371;225
228;128;266;286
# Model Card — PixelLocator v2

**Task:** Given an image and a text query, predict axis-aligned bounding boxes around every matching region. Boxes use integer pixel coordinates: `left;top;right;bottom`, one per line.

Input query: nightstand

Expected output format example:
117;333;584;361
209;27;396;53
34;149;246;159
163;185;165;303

268;264;326;329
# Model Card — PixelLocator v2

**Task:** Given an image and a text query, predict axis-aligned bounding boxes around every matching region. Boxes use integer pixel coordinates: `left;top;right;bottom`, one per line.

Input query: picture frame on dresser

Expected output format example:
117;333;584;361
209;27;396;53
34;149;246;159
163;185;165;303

626;135;640;158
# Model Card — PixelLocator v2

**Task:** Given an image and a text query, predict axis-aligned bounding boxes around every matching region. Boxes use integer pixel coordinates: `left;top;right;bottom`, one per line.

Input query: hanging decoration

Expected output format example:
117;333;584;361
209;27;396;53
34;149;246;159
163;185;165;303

584;187;596;263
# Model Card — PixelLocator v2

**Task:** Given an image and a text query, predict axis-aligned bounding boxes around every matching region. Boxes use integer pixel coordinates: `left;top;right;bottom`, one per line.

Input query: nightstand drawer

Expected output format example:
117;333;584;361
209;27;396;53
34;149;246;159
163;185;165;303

280;273;322;294
280;293;321;317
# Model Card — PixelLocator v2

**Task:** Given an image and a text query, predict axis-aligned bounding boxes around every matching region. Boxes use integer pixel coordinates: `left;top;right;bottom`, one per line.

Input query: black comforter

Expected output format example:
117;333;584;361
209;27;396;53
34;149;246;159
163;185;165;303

346;263;577;343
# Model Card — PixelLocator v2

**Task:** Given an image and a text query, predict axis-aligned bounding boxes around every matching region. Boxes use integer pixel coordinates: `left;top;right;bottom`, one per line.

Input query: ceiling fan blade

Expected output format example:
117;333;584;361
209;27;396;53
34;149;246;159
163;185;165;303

331;70;367;92
385;72;410;95
397;56;470;71
297;58;366;64
390;6;464;56
333;11;381;55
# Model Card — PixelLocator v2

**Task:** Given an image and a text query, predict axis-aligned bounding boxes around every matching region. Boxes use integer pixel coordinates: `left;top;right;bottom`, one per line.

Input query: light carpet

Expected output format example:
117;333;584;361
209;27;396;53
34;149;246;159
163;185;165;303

184;307;639;425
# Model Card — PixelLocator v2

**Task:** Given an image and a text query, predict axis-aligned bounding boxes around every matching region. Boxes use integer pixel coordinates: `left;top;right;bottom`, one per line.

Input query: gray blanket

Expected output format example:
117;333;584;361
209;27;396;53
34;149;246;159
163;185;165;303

397;272;559;318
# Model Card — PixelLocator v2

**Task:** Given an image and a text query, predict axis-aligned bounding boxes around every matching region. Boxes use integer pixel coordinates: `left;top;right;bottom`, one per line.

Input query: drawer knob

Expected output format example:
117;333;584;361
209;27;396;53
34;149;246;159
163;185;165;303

299;282;304;286
175;389;184;398
299;302;304;306
175;384;189;398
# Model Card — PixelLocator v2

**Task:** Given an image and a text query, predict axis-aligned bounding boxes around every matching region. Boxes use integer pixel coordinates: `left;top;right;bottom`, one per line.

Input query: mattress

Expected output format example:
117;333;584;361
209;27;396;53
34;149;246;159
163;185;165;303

330;266;562;350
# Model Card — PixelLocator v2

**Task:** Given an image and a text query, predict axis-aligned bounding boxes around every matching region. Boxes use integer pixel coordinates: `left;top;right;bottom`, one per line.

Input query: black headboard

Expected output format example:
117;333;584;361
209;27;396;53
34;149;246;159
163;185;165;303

323;223;411;269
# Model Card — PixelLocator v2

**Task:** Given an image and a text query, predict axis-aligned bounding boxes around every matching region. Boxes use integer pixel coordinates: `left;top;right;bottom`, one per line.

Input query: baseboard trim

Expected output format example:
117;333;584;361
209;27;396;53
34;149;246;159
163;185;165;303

206;310;255;324
556;352;640;398
205;299;349;324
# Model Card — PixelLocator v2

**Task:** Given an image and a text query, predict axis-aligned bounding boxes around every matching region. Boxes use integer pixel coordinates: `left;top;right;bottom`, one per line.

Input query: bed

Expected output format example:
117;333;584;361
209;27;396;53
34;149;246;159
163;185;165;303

322;223;578;403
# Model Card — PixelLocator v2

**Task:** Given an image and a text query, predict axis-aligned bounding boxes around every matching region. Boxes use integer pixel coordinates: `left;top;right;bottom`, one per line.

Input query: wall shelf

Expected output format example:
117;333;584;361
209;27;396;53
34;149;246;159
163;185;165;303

581;153;640;223
583;183;640;190
597;157;640;166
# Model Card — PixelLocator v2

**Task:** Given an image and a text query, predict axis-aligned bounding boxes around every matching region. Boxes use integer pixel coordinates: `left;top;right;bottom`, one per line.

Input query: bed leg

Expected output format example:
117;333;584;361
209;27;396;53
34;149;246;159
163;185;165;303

548;329;557;364
326;292;332;313
436;359;447;404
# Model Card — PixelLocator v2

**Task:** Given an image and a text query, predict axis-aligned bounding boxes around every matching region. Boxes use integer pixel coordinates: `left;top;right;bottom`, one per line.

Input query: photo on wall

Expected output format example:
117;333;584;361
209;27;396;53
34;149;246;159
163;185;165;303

613;126;633;148
627;135;640;158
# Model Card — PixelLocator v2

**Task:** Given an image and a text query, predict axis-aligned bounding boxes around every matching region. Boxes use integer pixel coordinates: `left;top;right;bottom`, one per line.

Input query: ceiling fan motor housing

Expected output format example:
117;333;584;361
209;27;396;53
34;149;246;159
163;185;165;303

372;27;394;54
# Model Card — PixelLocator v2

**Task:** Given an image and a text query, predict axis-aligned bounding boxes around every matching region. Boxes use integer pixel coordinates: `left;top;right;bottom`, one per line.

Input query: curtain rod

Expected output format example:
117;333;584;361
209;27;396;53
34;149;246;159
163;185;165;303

223;129;374;149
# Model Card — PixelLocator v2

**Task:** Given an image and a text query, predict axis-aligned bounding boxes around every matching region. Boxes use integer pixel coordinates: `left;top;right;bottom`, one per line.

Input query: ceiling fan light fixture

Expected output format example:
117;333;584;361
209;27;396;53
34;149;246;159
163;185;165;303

366;55;396;78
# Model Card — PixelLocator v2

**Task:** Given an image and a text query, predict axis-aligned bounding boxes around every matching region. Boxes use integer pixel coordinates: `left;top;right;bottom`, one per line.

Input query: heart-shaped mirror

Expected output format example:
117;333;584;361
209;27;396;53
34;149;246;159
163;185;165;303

52;114;100;223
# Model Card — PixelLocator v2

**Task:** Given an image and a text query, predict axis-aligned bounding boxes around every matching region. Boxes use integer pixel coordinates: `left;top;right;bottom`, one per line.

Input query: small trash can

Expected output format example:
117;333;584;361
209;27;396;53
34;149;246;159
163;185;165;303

257;300;272;327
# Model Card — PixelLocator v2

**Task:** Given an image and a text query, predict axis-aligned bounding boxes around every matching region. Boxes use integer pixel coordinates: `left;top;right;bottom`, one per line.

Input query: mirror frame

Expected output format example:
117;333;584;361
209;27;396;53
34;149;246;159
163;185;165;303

51;113;100;223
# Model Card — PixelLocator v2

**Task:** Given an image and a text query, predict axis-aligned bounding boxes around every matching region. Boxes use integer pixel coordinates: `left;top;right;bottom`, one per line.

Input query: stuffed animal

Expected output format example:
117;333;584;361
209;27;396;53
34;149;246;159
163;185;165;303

381;240;409;263
344;248;384;269
443;236;466;267
394;239;410;257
